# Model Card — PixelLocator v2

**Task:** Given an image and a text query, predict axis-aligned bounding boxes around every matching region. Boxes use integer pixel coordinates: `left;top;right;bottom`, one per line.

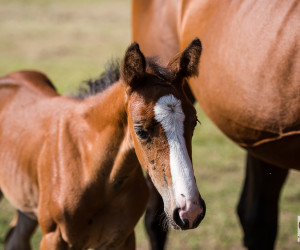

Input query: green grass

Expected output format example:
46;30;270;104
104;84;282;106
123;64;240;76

0;0;299;249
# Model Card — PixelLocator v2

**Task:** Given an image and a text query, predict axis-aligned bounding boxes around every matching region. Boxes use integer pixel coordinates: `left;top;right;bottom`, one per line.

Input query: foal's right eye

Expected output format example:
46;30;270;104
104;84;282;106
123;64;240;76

134;127;148;139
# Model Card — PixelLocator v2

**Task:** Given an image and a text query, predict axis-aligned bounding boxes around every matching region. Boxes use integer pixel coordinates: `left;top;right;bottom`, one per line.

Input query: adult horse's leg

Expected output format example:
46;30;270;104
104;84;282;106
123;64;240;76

5;210;38;250
144;175;168;250
237;153;289;250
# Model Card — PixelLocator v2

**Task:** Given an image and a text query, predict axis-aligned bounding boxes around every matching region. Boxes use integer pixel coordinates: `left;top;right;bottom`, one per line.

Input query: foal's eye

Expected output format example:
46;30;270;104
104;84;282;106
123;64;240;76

134;127;148;139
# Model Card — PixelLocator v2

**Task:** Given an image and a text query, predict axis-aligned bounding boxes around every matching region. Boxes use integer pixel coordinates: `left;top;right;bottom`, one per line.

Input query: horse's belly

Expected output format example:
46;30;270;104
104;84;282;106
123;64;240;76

192;72;300;169
191;44;300;169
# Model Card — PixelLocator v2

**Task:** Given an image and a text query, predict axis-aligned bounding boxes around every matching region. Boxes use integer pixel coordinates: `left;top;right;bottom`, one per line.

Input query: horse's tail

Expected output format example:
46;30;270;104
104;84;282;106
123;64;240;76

74;59;121;99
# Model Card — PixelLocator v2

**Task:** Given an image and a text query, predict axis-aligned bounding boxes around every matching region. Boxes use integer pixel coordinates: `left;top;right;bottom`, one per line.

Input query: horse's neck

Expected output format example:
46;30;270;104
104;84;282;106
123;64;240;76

107;128;141;189
81;81;127;131
74;81;139;189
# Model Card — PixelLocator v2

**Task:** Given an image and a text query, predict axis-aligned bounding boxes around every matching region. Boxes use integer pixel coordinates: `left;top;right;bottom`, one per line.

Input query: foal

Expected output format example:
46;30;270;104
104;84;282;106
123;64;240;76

0;39;205;249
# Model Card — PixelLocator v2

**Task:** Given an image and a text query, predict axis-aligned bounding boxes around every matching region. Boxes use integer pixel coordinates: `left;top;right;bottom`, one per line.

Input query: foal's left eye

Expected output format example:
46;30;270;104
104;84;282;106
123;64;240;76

134;127;148;139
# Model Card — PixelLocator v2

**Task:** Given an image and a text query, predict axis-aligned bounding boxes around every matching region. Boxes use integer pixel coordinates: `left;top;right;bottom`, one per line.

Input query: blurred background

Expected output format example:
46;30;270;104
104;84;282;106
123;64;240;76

0;0;299;249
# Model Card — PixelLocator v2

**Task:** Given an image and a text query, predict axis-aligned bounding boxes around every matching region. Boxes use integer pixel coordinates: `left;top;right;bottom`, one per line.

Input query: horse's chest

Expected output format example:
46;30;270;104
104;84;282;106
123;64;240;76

58;202;133;249
58;177;148;249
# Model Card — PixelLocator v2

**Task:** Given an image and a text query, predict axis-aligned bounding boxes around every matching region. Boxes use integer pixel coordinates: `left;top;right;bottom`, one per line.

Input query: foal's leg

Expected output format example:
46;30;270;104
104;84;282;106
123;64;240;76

144;175;168;250
237;153;289;250
5;210;38;250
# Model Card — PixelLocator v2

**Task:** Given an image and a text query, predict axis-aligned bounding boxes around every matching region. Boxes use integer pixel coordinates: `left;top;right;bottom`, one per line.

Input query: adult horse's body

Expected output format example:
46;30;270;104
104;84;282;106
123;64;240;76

132;0;300;249
0;41;205;249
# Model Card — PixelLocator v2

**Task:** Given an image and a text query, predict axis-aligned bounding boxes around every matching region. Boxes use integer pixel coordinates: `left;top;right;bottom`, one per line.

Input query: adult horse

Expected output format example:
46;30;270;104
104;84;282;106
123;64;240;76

0;40;205;249
132;0;300;249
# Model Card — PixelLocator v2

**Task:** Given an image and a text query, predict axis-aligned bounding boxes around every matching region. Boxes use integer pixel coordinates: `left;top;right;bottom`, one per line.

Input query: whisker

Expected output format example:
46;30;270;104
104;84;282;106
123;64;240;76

159;212;169;231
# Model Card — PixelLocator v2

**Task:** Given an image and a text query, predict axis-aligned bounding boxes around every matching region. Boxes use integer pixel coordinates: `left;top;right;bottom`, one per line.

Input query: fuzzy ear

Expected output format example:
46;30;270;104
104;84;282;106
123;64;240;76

167;38;202;81
121;42;146;89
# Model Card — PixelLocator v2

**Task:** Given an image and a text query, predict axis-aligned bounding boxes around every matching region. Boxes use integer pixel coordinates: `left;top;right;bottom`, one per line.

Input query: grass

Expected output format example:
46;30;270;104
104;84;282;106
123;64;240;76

0;0;299;249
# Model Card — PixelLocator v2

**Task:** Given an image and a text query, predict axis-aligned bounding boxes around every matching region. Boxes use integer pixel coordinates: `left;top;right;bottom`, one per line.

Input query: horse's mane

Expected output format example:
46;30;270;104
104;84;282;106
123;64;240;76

74;57;173;99
75;59;121;99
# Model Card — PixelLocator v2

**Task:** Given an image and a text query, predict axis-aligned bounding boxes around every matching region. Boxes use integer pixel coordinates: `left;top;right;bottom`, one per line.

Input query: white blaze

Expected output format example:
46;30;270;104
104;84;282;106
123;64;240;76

154;94;198;207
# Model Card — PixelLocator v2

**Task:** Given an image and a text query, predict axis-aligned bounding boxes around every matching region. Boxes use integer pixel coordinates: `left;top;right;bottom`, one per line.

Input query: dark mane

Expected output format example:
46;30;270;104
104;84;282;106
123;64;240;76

75;59;121;99
74;57;174;99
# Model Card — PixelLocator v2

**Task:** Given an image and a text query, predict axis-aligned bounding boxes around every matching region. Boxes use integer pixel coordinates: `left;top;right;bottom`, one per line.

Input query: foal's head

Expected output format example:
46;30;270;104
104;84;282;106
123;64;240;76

122;38;205;230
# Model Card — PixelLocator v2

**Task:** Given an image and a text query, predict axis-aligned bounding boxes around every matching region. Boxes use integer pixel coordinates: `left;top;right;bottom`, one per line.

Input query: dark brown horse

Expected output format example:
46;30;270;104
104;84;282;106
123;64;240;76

132;0;300;249
0;41;205;249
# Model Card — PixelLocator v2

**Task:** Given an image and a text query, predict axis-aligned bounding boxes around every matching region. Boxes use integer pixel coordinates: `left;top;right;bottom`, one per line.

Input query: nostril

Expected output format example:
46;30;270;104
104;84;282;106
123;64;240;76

173;208;180;226
173;208;190;230
173;196;206;230
181;219;189;229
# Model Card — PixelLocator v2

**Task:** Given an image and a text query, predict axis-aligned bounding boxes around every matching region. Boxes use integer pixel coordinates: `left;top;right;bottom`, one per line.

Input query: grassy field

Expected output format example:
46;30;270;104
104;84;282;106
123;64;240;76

0;0;299;249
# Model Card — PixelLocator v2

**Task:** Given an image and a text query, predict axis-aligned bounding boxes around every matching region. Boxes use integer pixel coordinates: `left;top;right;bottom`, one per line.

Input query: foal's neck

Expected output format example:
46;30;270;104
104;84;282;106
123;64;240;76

81;80;127;131
78;81;139;187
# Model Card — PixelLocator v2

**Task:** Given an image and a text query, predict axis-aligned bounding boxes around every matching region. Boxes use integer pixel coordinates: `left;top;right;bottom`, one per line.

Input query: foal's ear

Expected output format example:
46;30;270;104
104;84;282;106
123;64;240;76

167;38;202;82
121;42;146;90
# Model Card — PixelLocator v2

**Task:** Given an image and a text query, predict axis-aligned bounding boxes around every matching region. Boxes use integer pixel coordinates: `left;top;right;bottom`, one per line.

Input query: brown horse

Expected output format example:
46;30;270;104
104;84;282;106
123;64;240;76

132;0;300;249
0;41;205;249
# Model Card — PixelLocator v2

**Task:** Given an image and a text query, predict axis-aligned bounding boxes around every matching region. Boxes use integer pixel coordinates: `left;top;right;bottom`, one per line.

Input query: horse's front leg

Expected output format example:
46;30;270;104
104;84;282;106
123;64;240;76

237;153;289;250
144;175;168;250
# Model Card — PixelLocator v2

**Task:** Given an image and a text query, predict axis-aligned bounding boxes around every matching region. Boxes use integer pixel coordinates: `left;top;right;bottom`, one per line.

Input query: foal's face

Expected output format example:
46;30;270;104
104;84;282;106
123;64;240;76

128;85;205;229
122;38;205;229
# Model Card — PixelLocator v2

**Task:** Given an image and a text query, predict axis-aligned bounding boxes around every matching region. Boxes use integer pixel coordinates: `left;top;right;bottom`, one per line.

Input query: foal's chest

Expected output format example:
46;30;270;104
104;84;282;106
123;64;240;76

57;173;148;249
